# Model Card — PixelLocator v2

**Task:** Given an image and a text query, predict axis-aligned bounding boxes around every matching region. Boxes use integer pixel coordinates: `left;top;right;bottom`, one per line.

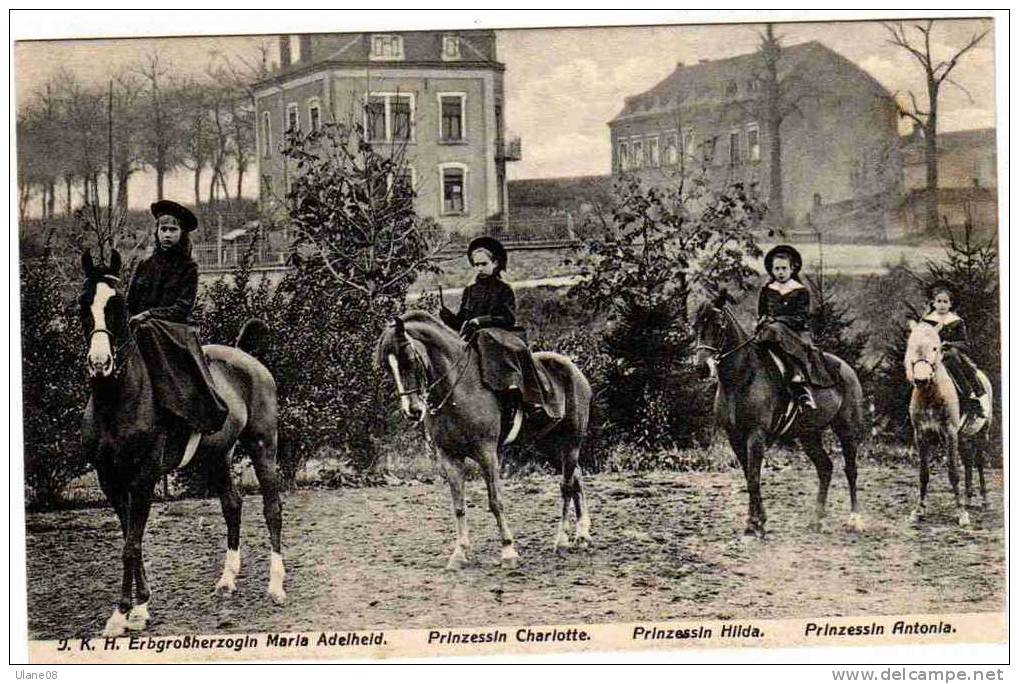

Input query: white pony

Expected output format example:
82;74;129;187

904;320;993;526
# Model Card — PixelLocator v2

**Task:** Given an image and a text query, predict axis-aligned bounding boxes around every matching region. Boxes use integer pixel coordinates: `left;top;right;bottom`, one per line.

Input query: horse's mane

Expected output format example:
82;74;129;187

374;309;462;368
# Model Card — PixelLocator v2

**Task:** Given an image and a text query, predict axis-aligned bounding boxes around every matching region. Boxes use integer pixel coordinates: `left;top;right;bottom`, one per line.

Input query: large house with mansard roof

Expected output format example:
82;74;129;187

253;30;520;235
608;41;904;236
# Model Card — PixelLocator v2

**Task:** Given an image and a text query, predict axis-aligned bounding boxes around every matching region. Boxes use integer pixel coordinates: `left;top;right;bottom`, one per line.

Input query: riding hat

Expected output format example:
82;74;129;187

926;279;956;301
467;236;507;270
150;200;198;232
764;244;802;276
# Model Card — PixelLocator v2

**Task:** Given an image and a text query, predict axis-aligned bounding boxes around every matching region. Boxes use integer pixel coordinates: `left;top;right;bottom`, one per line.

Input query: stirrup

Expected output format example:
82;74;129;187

796;385;817;410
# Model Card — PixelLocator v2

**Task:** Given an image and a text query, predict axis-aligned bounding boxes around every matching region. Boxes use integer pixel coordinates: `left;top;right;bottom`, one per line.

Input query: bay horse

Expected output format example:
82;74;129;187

904;320;993;526
693;293;866;538
376;311;593;569
79;250;285;637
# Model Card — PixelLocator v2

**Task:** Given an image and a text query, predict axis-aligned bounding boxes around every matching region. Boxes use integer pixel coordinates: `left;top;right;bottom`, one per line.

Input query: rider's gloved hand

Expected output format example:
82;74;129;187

129;310;152;326
459;318;480;339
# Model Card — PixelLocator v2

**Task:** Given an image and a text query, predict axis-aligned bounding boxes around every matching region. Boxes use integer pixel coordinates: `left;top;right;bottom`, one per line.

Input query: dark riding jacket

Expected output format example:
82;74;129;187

440;275;517;332
921;314;970;353
758;281;810;334
922;312;983;398
757;280;834;387
127;247;199;322
127;245;227;433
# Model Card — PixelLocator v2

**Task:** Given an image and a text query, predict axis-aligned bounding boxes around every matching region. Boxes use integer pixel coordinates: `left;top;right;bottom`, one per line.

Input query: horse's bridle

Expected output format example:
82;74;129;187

394;333;475;415
86;278;135;378
909;357;938;385
695;306;759;362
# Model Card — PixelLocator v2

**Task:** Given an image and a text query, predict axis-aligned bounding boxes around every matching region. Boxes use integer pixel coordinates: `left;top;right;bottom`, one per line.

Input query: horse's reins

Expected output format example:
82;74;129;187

695;307;759;362
397;332;477;415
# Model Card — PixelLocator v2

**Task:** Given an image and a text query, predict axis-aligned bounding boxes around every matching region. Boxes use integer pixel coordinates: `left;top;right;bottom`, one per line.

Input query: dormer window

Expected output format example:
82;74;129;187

442;35;461;60
370;34;404;61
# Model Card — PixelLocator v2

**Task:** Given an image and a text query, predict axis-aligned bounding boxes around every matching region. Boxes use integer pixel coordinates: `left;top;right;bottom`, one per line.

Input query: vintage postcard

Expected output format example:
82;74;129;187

11;11;1007;666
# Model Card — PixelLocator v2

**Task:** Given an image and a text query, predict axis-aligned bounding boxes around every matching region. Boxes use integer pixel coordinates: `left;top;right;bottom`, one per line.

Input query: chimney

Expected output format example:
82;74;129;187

279;35;291;68
676;61;684;68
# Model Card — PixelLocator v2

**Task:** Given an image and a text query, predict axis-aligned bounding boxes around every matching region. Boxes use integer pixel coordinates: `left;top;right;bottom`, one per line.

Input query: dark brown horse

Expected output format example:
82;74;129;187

693;294;865;537
376;311;593;569
79;250;285;637
904;320;993;526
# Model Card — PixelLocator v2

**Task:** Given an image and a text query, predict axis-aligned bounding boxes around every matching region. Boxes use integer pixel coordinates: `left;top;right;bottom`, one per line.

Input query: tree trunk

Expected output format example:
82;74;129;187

156;163;165;201
116;168;130;212
767;115;784;224
193;168;203;209
235;165;245;202
924;85;939;234
18;182;31;220
64;176;73;217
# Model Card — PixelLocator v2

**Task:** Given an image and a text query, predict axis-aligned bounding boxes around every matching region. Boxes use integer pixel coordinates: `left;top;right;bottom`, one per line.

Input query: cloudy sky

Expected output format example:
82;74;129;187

14;13;996;207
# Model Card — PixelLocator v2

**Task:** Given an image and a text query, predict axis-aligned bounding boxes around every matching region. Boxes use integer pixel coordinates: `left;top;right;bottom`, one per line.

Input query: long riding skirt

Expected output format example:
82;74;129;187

758;322;835;387
133;318;228;433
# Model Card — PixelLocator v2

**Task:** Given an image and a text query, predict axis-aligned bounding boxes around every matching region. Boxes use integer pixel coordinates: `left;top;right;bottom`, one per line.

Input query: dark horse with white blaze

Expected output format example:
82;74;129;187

904;320;993;526
79;250;285;637
376;311;593;568
693;293;866;537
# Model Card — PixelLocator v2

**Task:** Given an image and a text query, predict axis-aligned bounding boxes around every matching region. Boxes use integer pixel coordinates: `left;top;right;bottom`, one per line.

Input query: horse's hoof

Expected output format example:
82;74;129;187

445;547;469;571
958;510;972;527
846;513;866;532
267;587;287;605
970;498;985;510
126;603;149;631
214;575;237;596
500;546;520;568
743;525;766;540
909;509;924;526
102;609;129;638
553;529;572;554
807;519;824;533
574;533;593;549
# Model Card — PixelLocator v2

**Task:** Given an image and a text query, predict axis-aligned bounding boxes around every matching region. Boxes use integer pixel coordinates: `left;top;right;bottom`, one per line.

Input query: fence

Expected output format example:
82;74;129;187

192;237;289;272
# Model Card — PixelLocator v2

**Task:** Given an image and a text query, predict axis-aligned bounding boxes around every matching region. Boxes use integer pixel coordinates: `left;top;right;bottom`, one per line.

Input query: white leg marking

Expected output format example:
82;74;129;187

126;602;150;631
215;548;241;595
388;354;411;416
553;520;571;551
446;545;469;571
576;513;592;544
500;544;520;567
268;551;286;605
846;512;866;532
958;509;972;527
102;607;129;637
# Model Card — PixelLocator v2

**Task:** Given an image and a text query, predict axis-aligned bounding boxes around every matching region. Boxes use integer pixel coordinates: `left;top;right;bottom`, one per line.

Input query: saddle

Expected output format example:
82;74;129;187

470;328;565;446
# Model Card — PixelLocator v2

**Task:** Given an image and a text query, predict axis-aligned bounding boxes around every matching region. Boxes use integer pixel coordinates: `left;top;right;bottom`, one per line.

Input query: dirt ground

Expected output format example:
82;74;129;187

25;461;1004;639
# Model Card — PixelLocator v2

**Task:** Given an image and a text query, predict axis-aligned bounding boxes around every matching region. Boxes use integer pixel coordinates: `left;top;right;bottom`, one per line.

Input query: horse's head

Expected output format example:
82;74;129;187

79;250;126;380
377;317;430;423
905;319;943;388
693;290;736;379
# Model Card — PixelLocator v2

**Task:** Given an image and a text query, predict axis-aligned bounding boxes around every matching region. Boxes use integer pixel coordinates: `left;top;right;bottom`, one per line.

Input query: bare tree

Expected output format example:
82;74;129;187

753;23;811;227
178;79;215;208
884;19;990;233
134;51;186;200
209;39;273;202
110;72;148;211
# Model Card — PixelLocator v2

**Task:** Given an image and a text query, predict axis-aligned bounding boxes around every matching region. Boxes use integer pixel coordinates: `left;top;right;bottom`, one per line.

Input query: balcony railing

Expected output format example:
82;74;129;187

497;136;522;162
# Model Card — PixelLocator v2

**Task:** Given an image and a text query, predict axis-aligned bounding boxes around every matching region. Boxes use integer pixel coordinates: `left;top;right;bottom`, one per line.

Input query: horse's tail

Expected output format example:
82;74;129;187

236;318;271;357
